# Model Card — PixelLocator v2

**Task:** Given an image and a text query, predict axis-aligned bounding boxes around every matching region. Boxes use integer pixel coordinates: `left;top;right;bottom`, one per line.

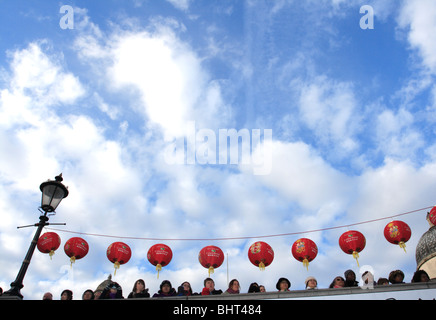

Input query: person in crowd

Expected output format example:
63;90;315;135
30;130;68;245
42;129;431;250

177;281;198;296
201;277;223;295
61;289;73;300
128;279;150;298
329;276;345;288
248;282;260;293
344;269;358;287
305;276;318;289
377;278;389;285
42;292;53;300
223;279;240;294
389;270;405;284
99;282;124;299
153;280;177;297
82;289;95;300
276;277;291;292
259;285;266;292
411;270;430;283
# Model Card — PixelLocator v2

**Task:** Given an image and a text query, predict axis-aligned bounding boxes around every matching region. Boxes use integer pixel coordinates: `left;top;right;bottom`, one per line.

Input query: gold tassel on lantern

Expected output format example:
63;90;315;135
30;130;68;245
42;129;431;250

352;251;360;267
208;266;214;277
303;258;309;271
399;241;407;253
156;264;162;279
114;261;120;276
258;262;265;271
70;256;76;267
49;250;55;260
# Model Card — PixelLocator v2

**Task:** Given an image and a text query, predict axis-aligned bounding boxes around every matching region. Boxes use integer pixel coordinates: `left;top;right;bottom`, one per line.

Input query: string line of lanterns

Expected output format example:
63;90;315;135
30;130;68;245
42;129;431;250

36;212;431;276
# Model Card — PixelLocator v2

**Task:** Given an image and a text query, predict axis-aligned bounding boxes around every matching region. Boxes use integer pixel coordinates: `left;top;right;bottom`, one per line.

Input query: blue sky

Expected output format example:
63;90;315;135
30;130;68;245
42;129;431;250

1;0;436;299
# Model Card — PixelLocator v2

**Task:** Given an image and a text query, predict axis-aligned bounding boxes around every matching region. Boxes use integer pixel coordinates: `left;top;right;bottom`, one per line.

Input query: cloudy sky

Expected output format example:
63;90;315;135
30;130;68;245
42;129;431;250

1;0;436;299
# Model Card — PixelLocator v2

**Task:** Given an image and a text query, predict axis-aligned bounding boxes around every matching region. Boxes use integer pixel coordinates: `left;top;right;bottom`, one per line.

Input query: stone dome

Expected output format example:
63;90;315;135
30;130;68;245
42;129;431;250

415;225;436;269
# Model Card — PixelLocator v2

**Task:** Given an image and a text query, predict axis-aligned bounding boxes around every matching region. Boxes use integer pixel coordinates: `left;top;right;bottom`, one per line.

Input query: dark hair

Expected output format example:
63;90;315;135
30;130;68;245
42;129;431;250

248;282;260;293
204;277;214;287
228;279;240;289
82;289;94;300
329;276;345;288
132;279;146;292
61;289;73;300
160;280;172;290
411;270;429;283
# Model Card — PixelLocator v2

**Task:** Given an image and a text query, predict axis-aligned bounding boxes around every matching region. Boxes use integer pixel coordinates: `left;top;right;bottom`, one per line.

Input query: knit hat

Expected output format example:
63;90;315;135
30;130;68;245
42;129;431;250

305;276;317;288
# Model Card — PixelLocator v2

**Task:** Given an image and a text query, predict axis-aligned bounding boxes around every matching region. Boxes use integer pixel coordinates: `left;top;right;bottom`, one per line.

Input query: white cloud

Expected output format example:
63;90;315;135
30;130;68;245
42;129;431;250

375;108;424;160
398;0;436;74
8;42;85;106
166;0;192;12
298;76;360;156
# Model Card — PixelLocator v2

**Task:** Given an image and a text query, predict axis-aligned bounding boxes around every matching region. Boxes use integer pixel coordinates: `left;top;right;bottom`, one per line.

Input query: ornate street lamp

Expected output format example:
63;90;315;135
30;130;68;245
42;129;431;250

2;174;68;299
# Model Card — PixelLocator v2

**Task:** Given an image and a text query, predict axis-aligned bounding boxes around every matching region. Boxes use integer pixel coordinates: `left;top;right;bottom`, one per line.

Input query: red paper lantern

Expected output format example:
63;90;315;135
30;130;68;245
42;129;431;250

37;232;61;259
107;242;132;275
147;244;173;278
384;220;412;252
248;241;274;271
339;230;366;266
198;245;224;276
291;238;318;270
64;237;89;265
429;206;436;226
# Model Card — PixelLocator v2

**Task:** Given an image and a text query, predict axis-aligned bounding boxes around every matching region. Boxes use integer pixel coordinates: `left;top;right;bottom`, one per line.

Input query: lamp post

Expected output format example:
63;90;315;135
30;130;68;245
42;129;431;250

2;174;69;299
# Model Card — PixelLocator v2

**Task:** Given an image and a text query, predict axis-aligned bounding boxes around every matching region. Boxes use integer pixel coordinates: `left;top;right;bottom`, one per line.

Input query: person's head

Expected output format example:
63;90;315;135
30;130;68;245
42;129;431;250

82;289;94;300
181;281;191;291
133;279;146;292
389;270;405;284
305;276;317;289
377;278;389;285
344;269;356;281
42;292;53;300
248;282;260;293
276;278;291;291
61;289;73;300
259;285;266;292
228;279;240;291
160;280;172;293
412;270;430;283
330;276;345;288
204;278;215;290
107;282;122;296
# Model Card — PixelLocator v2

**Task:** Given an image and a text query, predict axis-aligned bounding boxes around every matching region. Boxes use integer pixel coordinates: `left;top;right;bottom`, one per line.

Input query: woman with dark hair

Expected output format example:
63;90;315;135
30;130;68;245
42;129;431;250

329;276;345;288
411;270;430;283
177;281;198;296
61;289;73;300
82;289;94;300
248;282;260;293
128;279;150;298
222;279;240;294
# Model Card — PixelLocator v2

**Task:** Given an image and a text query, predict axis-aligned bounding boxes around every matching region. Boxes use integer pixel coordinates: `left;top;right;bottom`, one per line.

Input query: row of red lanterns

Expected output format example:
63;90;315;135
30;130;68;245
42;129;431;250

35;218;420;276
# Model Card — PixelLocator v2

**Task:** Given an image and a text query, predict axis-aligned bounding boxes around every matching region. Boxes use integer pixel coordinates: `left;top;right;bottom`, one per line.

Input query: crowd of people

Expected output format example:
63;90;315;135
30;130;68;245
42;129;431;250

21;268;430;300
